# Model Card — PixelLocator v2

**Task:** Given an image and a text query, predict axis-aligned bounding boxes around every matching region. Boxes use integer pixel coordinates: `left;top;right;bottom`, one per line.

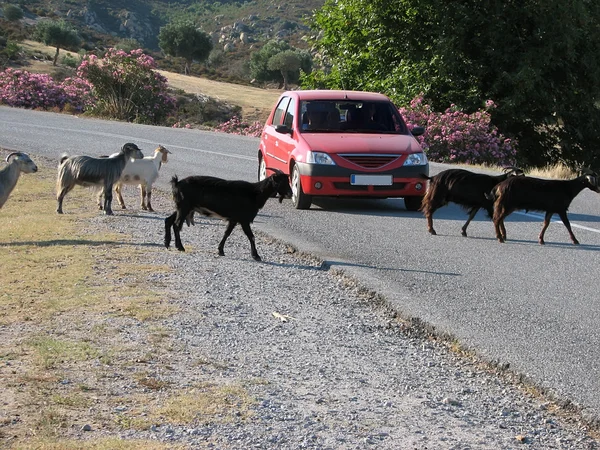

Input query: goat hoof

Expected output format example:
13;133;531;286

218;251;225;257
538;240;545;245
461;231;468;237
428;229;437;236
253;255;262;262
148;207;154;212
573;240;580;245
176;246;185;252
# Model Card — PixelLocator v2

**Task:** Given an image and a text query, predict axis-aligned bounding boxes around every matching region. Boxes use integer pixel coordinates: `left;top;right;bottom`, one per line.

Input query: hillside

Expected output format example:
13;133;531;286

17;40;282;123
3;0;325;80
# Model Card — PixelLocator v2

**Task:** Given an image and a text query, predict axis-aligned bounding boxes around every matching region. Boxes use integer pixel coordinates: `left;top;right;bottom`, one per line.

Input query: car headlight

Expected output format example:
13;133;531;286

403;152;428;166
306;151;336;165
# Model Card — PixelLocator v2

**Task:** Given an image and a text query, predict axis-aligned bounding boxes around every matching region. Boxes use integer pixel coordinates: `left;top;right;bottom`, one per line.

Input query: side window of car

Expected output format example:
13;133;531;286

283;98;296;128
272;97;291;126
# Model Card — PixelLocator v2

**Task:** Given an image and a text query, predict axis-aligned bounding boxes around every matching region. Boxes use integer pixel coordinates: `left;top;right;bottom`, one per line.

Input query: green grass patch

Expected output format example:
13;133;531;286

27;336;99;369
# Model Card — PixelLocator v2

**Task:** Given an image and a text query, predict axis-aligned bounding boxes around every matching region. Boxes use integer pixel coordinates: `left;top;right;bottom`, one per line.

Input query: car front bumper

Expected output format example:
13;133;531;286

295;161;429;197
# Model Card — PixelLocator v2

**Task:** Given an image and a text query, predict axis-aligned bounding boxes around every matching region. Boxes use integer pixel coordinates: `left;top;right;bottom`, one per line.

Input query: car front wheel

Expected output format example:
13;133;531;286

291;164;312;210
258;155;267;181
404;196;424;212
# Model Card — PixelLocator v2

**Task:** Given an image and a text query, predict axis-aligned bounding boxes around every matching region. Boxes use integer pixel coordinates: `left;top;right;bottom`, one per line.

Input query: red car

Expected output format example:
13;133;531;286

258;90;429;210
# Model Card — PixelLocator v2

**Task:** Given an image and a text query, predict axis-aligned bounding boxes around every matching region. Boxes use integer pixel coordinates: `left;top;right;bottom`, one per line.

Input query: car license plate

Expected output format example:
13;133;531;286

351;174;393;186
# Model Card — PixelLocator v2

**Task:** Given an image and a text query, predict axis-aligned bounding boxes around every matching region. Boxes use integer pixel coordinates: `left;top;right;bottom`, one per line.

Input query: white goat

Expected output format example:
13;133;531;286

0;152;38;210
97;145;171;211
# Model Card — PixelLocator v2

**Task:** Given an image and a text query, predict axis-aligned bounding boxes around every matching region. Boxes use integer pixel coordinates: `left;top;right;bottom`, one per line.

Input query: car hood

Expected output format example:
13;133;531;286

300;133;423;154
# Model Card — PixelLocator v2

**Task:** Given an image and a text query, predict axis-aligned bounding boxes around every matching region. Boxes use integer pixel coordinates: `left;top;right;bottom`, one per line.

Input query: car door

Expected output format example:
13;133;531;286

265;96;297;174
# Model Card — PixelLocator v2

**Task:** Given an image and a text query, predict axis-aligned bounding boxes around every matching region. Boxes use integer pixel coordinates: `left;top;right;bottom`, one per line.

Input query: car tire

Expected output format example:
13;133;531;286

291;164;312;210
404;196;423;212
258;155;267;181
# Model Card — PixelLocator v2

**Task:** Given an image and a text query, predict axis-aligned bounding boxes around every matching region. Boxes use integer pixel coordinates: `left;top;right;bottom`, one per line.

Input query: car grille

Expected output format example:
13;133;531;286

339;154;400;169
333;182;407;191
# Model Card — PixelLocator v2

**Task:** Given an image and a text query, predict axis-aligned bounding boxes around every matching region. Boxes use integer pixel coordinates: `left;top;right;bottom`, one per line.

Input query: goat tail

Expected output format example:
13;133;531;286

59;153;70;167
170;175;184;203
418;173;433;181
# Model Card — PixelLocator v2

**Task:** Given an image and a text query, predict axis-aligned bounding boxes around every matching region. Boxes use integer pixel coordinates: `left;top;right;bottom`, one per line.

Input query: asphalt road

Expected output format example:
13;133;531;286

2;106;600;422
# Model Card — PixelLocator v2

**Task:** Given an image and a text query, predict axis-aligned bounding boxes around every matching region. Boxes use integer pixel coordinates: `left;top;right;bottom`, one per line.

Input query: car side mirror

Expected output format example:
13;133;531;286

411;126;425;137
275;124;292;135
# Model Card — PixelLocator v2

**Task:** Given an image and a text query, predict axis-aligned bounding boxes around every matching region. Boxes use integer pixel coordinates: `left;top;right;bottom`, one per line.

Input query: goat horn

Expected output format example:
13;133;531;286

5;152;21;162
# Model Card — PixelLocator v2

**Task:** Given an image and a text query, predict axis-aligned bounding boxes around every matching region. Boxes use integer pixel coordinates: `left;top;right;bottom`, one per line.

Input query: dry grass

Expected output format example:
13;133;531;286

0;154;254;448
527;163;577;179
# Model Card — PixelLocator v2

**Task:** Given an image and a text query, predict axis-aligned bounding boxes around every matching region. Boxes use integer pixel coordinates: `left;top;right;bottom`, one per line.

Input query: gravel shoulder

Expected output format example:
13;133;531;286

76;185;599;449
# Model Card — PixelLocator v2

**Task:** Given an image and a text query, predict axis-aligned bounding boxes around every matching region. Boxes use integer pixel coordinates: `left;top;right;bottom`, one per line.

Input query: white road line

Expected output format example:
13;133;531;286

514;211;600;233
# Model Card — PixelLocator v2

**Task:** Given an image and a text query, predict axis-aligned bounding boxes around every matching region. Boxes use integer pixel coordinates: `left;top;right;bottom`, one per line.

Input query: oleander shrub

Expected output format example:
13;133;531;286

215;116;264;137
400;95;517;166
76;48;176;125
0;68;92;112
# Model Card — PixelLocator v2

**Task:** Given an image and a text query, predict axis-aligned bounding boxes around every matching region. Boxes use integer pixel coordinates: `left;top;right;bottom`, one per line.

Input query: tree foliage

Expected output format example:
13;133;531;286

158;20;213;75
250;40;312;88
307;0;600;168
34;20;80;66
3;4;24;22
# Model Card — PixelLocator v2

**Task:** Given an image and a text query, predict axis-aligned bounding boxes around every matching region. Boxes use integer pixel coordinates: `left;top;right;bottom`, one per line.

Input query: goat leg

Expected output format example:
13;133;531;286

103;185;114;215
173;212;187;251
56;185;73;214
461;207;479;237
499;220;507;241
493;217;505;243
114;184;126;209
558;211;579;245
164;212;176;248
423;209;437;235
140;185;147;210
241;222;261;261
538;211;554;245
218;221;237;257
146;190;154;212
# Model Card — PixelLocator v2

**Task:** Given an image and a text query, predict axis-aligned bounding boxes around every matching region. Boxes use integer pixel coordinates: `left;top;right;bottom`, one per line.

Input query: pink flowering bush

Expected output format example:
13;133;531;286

77;48;176;124
0;68;92;112
399;95;517;166
215;116;264;137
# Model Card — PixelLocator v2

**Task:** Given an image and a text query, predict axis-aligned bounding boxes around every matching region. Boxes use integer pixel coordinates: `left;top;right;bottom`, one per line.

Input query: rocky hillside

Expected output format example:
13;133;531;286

6;0;324;54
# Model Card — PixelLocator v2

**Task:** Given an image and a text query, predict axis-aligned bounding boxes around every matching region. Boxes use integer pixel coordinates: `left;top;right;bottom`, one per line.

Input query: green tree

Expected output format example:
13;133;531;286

3;4;24;22
158;20;212;75
34;20;80;66
267;50;302;90
308;0;600;168
250;40;312;88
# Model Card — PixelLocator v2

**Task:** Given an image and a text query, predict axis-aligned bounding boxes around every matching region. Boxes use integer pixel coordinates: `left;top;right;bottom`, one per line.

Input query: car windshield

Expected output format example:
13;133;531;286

299;100;410;134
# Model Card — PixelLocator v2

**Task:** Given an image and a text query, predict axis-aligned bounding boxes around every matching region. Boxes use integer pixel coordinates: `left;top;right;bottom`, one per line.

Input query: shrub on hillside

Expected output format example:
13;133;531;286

77;48;176;125
215;116;263;137
400;95;517;166
0;68;92;112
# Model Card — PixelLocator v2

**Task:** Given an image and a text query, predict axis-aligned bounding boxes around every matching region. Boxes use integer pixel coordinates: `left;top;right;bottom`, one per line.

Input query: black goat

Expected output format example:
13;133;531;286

419;167;524;236
491;168;600;245
164;170;293;260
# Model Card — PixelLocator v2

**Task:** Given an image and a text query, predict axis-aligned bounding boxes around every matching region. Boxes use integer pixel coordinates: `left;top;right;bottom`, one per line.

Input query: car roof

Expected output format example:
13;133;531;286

282;90;392;102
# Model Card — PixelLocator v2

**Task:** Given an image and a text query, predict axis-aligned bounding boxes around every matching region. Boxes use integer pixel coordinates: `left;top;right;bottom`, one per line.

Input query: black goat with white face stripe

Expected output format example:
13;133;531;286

164;170;292;261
